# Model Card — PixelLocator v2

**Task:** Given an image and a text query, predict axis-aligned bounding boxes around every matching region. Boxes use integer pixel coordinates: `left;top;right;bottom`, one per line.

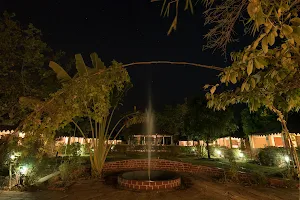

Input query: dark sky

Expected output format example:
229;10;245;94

2;0;249;112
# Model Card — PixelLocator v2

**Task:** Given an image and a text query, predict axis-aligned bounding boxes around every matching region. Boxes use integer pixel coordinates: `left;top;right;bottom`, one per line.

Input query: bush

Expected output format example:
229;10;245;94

17;156;60;186
250;171;268;185
169;146;181;157
257;147;287;166
110;144;128;154
224;149;247;162
179;146;197;155
59;158;86;182
58;143;82;156
196;145;207;158
210;146;228;158
128;145;147;152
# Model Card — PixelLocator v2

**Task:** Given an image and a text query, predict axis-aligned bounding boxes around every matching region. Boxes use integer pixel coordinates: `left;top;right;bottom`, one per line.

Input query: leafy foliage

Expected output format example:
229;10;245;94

59;158;86;183
20;52;145;177
153;0;195;35
184;98;238;158
0;12;65;128
185;98;237;141
156;101;188;138
258;147;287;167
154;0;250;52
205;0;300;175
20;56;130;136
241;108;281;135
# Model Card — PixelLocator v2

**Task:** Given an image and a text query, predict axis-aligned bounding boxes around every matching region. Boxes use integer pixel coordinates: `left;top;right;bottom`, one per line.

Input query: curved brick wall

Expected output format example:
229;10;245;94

118;175;181;190
103;159;297;188
103;159;227;176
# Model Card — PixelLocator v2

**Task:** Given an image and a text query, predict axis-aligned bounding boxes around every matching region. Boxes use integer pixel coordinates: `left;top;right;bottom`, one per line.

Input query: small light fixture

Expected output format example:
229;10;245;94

216;150;222;156
10;154;16;160
191;147;196;152
19;166;29;175
239;152;244;158
284;155;290;163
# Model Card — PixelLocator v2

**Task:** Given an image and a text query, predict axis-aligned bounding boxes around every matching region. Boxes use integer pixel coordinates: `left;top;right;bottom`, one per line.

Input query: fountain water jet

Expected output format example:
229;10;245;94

146;99;154;181
117;91;181;191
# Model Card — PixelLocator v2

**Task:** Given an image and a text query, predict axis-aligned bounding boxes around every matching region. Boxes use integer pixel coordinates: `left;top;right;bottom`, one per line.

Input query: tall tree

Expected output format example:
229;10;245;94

156;101;188;139
184;98;238;158
241;108;281;136
204;0;300;176
0;12;64;128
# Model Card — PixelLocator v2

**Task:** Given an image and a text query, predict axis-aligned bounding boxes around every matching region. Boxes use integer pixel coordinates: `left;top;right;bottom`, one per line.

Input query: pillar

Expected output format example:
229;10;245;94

266;135;270;146
248;135;255;149
280;132;286;148
162;136;165;145
269;134;275;146
171;135;173;145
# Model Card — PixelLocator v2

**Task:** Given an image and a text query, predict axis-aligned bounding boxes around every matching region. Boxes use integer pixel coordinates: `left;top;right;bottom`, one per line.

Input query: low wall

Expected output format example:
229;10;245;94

103;159;297;188
118;175;181;190
103;159;250;180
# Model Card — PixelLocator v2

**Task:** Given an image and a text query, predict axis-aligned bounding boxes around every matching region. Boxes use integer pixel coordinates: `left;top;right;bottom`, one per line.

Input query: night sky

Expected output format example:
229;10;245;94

2;0;250;112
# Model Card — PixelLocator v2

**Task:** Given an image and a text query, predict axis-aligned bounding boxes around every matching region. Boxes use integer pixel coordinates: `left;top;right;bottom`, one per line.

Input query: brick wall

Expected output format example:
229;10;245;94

118;176;181;190
103;159;296;188
103;159;249;178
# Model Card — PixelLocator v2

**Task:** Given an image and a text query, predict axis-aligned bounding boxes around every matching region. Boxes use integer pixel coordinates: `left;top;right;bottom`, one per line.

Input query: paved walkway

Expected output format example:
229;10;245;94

0;174;299;200
0;190;62;200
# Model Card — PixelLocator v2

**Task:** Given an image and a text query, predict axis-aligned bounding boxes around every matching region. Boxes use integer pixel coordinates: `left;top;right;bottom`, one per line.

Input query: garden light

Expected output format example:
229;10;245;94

191;147;196;152
19;165;29;175
216;150;222;156
239;152;244;158
10;154;16;160
284;155;290;163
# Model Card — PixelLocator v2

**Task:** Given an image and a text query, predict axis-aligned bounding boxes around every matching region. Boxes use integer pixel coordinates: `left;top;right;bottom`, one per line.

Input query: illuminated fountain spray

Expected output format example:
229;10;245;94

146;99;154;181
117;83;181;191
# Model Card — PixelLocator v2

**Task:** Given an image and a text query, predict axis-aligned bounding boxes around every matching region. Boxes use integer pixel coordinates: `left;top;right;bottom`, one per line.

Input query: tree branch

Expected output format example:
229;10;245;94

122;61;224;71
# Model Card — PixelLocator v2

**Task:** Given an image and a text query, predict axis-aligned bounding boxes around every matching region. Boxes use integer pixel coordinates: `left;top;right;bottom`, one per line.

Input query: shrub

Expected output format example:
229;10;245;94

58;143;82;156
169;146;181;157
179;146;196;155
58;158;86;182
210;146;228;158
16;156;60;186
224;149;247;161
196;145;207;158
110;144;128;154
257;147;286;166
250;171;268;185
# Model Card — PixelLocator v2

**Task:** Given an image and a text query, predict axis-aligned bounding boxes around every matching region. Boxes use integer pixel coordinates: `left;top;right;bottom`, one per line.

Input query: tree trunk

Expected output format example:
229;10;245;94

269;106;300;178
206;140;211;159
245;137;253;159
229;135;233;149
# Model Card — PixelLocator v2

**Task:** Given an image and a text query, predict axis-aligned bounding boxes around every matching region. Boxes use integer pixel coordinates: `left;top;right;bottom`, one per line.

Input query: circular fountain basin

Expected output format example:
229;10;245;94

118;170;181;191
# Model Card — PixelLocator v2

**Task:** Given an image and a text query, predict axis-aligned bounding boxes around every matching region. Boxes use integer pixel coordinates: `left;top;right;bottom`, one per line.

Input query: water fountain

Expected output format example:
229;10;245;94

117;99;181;191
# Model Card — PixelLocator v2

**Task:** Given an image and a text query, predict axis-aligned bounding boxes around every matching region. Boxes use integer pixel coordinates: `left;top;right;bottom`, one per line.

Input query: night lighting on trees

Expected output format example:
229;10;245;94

216;150;222;157
10;154;16;160
284;155;290;163
238;152;244;158
19;166;29;175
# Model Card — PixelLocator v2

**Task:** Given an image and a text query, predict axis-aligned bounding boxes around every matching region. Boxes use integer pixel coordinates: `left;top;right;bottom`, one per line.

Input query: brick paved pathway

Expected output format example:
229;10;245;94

0;174;298;200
